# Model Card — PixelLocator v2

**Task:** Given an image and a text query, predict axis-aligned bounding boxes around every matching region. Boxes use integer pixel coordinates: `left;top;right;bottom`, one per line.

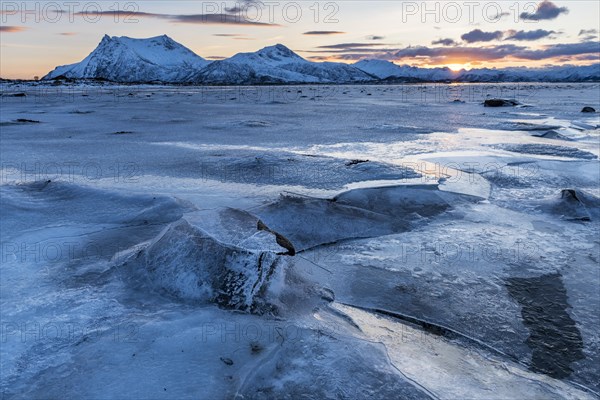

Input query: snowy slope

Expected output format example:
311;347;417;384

192;44;375;84
354;59;457;81
43;35;210;83
353;60;406;79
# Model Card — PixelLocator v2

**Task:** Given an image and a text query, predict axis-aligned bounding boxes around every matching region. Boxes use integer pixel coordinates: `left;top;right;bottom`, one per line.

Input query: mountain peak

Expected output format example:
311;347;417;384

43;34;209;82
100;34;176;44
266;43;293;52
256;44;304;61
100;34;112;44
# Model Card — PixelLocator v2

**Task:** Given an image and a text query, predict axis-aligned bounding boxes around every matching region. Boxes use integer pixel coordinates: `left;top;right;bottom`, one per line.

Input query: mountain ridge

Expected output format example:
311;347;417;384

191;43;374;84
42;35;600;84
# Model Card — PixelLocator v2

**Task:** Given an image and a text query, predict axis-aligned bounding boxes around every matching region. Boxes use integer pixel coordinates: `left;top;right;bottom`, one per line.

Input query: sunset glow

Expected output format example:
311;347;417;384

0;1;599;79
446;64;468;72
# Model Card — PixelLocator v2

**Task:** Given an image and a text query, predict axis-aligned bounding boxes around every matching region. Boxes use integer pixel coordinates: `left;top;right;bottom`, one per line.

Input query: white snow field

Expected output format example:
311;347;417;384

1;82;599;399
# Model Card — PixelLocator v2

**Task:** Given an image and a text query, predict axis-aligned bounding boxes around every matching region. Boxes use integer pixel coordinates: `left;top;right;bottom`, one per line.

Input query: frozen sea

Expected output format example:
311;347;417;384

1;82;599;399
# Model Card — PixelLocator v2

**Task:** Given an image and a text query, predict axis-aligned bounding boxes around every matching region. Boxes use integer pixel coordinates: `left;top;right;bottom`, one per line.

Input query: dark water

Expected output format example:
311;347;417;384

506;273;584;379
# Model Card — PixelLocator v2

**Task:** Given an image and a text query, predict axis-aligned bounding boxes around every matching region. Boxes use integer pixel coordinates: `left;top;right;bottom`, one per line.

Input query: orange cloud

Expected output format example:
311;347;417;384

0;26;27;33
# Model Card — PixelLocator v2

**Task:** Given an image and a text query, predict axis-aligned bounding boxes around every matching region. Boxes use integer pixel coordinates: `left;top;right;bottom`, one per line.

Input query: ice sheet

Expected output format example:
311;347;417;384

1;82;599;399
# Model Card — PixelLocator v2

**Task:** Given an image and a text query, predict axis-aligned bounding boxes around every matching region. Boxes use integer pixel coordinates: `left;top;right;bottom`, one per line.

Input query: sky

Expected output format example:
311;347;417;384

0;0;599;79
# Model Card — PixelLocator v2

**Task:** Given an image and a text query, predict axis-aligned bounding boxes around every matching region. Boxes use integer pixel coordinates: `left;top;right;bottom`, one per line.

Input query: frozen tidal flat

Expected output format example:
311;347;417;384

1;82;599;399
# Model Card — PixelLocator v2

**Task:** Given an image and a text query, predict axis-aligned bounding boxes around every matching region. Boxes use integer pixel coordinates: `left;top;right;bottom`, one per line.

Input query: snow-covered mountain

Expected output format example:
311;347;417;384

354;59;457;81
191;44;374;84
354;59;600;82
42;35;599;84
43;35;210;83
457;64;600;82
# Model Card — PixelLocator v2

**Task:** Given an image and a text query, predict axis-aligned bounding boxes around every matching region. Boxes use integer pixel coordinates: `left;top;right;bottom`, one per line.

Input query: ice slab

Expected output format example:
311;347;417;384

334;303;597;400
253;185;480;252
492;143;597;160
119;218;288;311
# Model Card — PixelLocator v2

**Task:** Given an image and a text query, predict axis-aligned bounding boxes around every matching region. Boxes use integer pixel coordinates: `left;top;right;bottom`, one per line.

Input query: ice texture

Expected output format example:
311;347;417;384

1;82;599;399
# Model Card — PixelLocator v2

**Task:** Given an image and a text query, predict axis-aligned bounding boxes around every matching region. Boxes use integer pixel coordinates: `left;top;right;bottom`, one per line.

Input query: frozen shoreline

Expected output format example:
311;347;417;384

1;83;599;399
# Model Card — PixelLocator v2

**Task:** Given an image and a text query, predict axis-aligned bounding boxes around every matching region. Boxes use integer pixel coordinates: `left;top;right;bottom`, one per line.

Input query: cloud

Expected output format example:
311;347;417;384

366;35;385;40
393;41;600;62
58;32;77;36
74;10;158;18
0;26;27;33
303;47;401;54
432;38;457;46
573;54;600;61
166;13;280;26
320;41;600;64
392;44;523;62
303;31;346;35
505;29;556;41
578;29;599;41
492;12;511;20
520;0;568;21
514;41;600;60
225;0;263;13
317;42;391;49
212;33;254;40
74;10;280;26
224;6;244;13
448;28;559;43
307;56;331;61
461;29;503;43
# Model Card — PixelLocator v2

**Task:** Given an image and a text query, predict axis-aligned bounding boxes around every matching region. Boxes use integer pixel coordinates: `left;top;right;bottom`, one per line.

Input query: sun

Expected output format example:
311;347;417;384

446;63;466;72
